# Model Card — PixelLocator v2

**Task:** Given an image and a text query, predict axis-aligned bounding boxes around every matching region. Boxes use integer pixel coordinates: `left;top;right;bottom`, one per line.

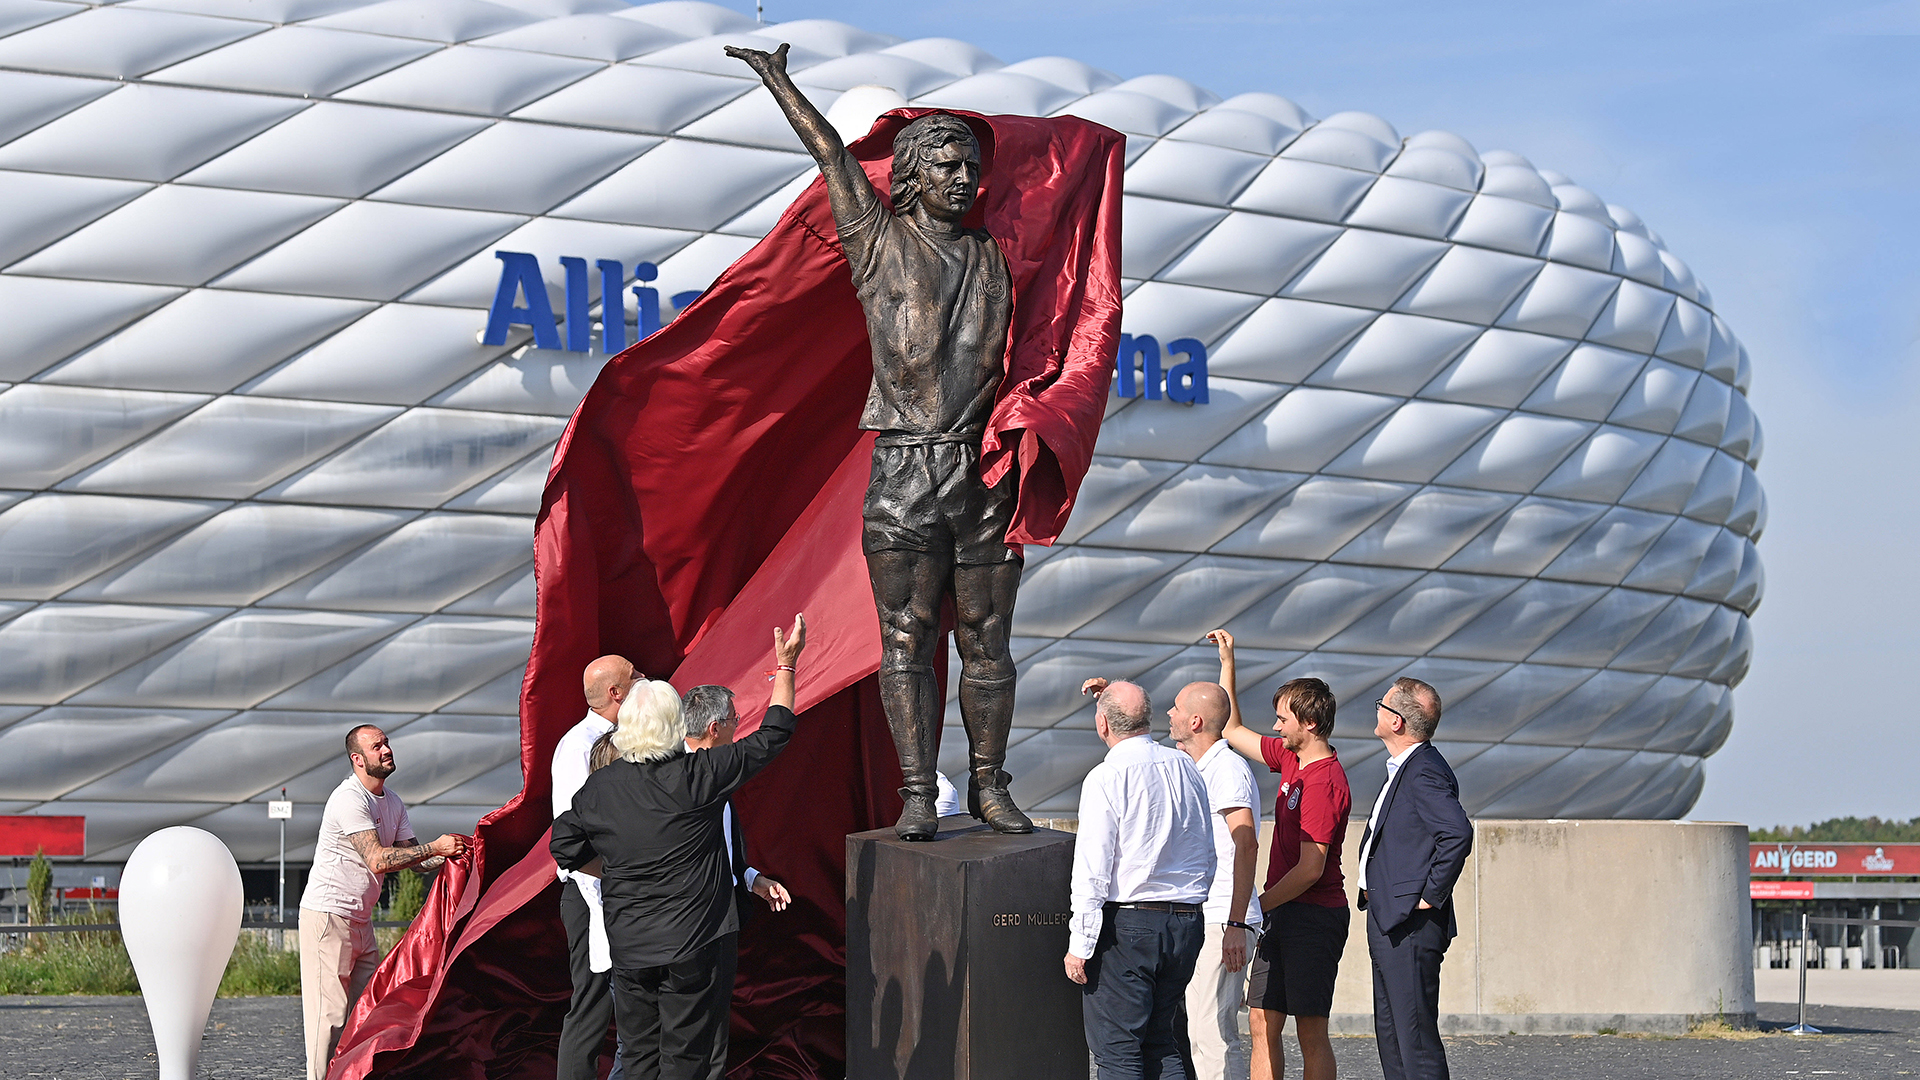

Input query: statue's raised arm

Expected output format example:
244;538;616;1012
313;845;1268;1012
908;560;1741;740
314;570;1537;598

727;44;878;233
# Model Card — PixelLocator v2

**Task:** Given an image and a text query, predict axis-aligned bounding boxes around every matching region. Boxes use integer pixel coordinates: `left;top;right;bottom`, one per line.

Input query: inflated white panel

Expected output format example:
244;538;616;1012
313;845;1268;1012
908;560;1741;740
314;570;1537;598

70;503;413;605
0;707;232;799
1322;400;1503;484
1157;212;1339;295
1329;486;1517;570
44;290;374;393
144;25;437;96
181;102;487;198
0;494;220;600
1281;229;1448;309
1118;196;1230;280
1202;387;1399;473
1682;451;1745;525
512;62;749;131
551;138;808;229
0;6;262;79
1542;210;1615;271
1080;465;1304;552
1344;176;1474;239
0;603;226;703
0;68;117;146
1618;437;1713;515
261;512;529;612
0;276;181;380
1280;122;1394;173
432;351;604;415
1540;506;1675;586
1204;298;1374;384
1496;262;1618;338
912;70;1079;115
62;708;374;802
1213;477;1417;562
0;169;150;268
1621;516;1718;593
217;202;523;300
11;184;343;286
1393;246;1543;325
1224;563;1423;650
1448;194;1555;256
1070;556;1311;645
70;610;414;709
1655;297;1713;368
1306;313;1480;396
1520;342;1647;421
1534;425;1665;503
1607;358;1697;434
309;0;537;42
1418;329;1573;408
439;445;553;513
70;397;399;498
1233;157;1376;223
1441;497;1607;578
1584;279;1675;355
265;408;564;507
0;385;205;489
1165;105;1304;155
1012;548;1188;638
1059;89;1194;138
262;614;532;711
1434;414;1591;493
1126;140;1269;205
473;12;684;60
336;44;598;114
792;51;952;96
1431;580;1607;662
0;83;303;183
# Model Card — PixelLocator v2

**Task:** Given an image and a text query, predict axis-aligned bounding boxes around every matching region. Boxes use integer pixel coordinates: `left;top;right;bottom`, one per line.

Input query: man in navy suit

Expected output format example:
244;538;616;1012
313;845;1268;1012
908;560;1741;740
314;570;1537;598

1354;677;1472;1080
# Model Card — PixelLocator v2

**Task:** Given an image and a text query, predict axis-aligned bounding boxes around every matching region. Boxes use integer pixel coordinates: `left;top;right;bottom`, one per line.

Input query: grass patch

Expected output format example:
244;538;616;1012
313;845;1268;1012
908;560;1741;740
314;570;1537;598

1684;1017;1768;1040
1;915;321;997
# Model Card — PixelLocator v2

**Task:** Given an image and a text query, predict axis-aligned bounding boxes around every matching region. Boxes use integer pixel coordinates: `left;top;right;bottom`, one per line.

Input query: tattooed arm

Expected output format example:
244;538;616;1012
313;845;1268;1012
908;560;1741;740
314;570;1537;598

348;830;465;875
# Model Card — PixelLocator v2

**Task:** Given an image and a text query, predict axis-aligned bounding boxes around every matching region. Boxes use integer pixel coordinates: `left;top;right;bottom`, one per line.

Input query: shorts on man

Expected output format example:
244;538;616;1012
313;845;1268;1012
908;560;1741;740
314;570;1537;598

861;435;1018;563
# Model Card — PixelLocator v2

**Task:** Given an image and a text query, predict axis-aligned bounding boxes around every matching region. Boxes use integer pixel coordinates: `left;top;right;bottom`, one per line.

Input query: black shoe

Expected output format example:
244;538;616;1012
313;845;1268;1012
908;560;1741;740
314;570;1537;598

896;788;939;841
968;772;1033;834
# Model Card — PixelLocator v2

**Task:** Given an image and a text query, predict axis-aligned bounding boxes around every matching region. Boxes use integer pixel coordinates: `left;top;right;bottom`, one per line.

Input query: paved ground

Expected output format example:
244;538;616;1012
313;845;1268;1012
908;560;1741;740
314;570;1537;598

1;995;1917;1079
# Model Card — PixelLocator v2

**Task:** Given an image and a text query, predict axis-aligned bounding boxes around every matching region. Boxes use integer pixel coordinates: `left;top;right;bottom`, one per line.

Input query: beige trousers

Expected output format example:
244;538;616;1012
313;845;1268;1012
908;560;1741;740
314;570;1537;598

300;908;379;1080
1185;921;1252;1080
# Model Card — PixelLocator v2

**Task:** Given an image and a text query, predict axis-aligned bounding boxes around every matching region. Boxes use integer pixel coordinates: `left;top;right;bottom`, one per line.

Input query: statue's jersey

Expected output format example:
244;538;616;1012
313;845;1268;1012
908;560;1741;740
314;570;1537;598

836;184;1012;436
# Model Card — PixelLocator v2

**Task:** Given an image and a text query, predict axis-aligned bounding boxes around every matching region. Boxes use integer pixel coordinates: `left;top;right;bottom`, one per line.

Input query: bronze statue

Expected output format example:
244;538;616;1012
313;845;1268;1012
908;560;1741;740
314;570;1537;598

729;43;1031;840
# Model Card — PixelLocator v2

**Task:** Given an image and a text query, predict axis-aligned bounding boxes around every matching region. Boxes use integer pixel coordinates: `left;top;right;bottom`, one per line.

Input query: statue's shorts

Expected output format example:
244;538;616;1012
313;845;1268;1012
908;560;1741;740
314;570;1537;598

862;432;1020;565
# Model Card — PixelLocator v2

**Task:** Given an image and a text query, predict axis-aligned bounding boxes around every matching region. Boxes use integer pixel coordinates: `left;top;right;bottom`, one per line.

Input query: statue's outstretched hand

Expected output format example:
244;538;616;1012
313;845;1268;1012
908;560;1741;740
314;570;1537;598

724;42;789;79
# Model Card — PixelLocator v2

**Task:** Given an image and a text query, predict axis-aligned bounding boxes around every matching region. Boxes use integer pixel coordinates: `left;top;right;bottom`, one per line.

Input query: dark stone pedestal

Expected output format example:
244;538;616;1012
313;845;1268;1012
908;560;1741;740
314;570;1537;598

846;816;1085;1080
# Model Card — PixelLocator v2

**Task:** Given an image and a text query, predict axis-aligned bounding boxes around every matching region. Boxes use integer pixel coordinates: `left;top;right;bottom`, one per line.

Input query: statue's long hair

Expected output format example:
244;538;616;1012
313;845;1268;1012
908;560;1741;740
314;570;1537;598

889;112;980;213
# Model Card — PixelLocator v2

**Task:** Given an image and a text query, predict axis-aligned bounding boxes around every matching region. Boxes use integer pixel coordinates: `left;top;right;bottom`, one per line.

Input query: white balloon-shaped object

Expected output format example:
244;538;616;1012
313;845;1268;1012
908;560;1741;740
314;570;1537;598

120;826;245;1080
826;83;910;143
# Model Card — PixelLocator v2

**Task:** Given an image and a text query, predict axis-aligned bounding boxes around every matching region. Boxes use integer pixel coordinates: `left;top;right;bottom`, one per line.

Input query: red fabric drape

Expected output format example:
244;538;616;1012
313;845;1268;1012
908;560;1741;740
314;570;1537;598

330;109;1123;1080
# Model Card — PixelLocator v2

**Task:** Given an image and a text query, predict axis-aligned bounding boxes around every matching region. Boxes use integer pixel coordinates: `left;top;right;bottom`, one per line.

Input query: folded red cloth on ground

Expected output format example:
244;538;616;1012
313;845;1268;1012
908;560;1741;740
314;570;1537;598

329;108;1123;1080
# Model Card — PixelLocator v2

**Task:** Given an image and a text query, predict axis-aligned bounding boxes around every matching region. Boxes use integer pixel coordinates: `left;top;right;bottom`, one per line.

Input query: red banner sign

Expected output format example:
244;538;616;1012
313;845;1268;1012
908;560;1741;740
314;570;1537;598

1751;880;1816;899
0;815;84;857
1750;842;1920;876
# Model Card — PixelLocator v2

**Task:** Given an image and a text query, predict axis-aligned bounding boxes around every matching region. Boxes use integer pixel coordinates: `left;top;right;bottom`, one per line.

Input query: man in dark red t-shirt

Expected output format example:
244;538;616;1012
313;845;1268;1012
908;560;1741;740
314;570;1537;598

1211;630;1352;1080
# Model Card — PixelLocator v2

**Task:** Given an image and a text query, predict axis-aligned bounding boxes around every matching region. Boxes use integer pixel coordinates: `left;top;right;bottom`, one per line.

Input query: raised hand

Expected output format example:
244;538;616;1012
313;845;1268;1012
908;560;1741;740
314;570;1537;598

724;42;789;79
774;613;807;666
1080;677;1109;697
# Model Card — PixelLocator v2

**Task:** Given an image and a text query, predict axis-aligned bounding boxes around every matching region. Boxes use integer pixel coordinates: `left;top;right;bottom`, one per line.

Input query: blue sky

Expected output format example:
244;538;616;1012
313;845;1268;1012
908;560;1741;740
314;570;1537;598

737;0;1920;827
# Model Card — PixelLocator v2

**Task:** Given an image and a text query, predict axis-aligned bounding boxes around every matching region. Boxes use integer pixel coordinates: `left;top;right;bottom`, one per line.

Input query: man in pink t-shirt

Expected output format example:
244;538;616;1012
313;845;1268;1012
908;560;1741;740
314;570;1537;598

1211;630;1352;1080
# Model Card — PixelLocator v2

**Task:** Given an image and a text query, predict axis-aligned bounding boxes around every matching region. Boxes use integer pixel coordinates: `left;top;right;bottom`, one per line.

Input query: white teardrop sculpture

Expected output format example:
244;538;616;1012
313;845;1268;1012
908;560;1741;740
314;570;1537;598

120;826;245;1080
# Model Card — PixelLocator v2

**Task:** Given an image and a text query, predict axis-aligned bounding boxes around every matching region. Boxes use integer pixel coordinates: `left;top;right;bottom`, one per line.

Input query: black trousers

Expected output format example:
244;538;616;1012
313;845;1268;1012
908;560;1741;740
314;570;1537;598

613;932;737;1080
1082;906;1205;1080
1366;907;1451;1080
557;879;616;1080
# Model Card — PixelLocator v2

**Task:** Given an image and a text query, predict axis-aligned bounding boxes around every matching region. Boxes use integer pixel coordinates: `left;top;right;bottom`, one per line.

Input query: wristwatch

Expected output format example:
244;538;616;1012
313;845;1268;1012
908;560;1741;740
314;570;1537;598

1226;920;1255;931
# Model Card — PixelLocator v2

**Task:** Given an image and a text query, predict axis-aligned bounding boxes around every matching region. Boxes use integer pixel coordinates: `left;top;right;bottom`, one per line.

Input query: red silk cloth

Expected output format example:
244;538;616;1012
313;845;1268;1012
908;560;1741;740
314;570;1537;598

329;109;1123;1080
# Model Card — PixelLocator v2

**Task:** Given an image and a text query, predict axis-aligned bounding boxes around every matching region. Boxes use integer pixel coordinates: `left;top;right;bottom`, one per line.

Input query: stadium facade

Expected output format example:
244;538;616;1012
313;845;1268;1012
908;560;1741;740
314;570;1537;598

0;0;1762;862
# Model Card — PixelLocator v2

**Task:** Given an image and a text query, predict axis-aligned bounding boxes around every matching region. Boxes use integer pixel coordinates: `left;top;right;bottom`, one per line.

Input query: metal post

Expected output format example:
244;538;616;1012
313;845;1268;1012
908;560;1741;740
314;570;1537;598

1786;910;1820;1034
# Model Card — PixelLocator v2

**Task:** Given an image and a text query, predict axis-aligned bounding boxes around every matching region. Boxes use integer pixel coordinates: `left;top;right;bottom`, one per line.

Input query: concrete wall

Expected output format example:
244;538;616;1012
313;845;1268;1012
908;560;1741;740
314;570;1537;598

1305;819;1755;1033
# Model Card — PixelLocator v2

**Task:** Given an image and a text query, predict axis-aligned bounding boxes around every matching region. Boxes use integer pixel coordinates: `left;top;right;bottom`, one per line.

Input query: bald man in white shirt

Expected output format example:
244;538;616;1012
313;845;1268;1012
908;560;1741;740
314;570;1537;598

1067;678;1217;1080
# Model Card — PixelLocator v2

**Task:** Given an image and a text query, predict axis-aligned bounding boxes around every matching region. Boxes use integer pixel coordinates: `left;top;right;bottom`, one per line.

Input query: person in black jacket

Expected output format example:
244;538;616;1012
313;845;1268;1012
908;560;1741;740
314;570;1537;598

552;614;806;1080
1353;677;1472;1080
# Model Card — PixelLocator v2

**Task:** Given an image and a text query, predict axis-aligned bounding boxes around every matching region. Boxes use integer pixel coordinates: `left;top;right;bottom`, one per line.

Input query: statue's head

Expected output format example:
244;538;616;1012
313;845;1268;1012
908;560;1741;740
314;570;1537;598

890;113;981;224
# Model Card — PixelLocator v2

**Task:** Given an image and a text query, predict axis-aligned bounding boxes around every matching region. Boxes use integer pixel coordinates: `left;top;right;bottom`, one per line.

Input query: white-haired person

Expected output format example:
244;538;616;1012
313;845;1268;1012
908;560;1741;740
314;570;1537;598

551;614;806;1080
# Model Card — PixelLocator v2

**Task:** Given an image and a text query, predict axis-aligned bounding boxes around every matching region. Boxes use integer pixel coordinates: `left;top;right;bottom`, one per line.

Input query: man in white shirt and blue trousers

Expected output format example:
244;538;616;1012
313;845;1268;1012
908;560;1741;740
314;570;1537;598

1066;678;1217;1079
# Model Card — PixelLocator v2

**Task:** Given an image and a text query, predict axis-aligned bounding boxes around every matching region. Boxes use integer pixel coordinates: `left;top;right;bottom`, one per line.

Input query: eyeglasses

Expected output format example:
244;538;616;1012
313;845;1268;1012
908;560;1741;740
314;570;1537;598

1375;698;1407;722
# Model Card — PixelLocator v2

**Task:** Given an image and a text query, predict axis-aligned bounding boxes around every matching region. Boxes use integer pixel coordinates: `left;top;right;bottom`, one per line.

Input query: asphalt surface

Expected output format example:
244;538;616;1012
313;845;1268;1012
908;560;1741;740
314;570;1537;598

0;996;1916;1079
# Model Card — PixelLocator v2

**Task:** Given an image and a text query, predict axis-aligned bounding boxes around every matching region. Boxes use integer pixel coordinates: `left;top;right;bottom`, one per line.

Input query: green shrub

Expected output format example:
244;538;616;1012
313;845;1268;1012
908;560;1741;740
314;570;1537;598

0;915;302;996
25;848;52;925
217;934;301;996
387;869;425;925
